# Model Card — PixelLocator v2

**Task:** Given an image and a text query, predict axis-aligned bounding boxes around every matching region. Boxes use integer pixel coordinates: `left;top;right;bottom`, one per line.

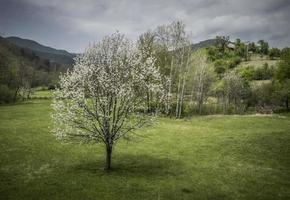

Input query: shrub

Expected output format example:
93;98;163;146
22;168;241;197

48;84;56;90
253;63;273;80
0;84;15;104
228;57;242;69
214;60;226;75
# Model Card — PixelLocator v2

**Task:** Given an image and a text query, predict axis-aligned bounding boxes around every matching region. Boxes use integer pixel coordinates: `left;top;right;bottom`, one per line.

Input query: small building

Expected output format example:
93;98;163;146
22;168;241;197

227;43;235;50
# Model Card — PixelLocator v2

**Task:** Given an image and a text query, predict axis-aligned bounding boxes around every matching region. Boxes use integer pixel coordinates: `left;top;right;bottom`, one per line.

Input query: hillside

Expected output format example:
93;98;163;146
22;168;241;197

0;36;69;73
0;36;70;103
6;36;74;65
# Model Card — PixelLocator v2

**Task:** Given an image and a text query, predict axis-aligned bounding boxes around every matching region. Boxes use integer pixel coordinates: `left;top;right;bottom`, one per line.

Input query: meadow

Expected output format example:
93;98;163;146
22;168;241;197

1;99;290;200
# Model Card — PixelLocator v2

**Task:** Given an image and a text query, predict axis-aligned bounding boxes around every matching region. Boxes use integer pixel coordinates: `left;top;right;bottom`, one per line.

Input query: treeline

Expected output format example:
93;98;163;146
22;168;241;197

0;36;70;103
136;21;290;116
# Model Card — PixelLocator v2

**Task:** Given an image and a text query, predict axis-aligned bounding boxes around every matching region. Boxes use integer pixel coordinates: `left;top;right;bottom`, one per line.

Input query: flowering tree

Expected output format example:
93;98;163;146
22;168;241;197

52;32;163;170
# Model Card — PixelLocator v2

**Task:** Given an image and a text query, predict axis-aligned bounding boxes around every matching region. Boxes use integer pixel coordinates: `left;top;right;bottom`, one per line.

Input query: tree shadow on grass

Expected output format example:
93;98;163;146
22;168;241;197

70;153;181;178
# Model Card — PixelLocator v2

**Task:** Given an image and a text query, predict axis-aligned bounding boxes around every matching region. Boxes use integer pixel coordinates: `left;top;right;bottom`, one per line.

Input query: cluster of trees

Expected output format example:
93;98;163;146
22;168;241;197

136;22;290;115
0;36;70;103
135;21;228;117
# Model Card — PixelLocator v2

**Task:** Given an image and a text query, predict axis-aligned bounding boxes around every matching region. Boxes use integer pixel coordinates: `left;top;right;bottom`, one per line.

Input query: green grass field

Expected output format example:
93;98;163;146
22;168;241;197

1;100;290;199
31;90;52;98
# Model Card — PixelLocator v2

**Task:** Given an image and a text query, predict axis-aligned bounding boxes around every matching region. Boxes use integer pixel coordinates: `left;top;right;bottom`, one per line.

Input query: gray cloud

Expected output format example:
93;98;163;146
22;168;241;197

0;0;289;52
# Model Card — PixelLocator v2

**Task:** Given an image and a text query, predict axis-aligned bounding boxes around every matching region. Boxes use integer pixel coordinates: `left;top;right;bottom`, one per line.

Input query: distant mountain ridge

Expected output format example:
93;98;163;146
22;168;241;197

5;36;216;64
6;36;74;65
191;39;217;50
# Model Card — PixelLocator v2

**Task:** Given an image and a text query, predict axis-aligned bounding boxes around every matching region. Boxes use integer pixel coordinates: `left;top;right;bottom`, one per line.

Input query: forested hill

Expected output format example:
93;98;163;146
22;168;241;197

0;36;71;103
6;36;74;65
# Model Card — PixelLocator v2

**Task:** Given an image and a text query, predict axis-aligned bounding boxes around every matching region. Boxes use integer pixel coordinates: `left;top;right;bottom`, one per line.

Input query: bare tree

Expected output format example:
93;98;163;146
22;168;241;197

177;43;192;118
52;32;163;170
216;36;230;53
190;50;215;114
168;21;189;118
154;21;190;117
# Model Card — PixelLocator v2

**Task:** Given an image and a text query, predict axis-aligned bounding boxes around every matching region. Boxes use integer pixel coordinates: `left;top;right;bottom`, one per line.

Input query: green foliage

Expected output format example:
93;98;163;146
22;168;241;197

0;84;15;103
234;38;246;57
238;66;255;81
212;56;241;76
205;36;285;112
252;63;274;80
269;48;281;59
273;80;290;109
248;81;275;109
275;48;290;81
248;42;257;53
258;40;269;55
213;60;226;75
215;35;230;53
228;56;242;69
208;38;244;77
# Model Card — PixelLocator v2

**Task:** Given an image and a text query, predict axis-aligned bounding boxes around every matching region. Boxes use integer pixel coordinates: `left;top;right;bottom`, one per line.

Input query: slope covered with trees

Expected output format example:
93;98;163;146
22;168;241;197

0;36;70;103
6;36;74;65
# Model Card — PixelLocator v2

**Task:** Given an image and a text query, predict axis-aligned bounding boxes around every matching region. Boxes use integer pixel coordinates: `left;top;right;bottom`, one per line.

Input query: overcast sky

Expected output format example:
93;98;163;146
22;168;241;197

0;0;289;53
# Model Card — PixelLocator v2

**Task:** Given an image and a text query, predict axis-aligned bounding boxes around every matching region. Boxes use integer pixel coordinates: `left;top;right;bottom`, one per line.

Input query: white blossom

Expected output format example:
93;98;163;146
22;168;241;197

51;32;163;169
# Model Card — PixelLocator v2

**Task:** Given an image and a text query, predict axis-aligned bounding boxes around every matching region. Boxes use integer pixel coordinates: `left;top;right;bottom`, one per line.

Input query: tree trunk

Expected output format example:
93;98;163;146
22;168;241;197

189;85;194;109
179;50;190;118
13;87;20;103
166;55;174;115
175;69;181;118
198;98;203;115
105;145;112;171
147;90;150;113
176;50;184;118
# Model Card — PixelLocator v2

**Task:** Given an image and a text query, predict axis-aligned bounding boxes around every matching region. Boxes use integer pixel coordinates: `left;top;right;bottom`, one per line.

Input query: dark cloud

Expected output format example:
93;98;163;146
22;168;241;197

0;0;289;52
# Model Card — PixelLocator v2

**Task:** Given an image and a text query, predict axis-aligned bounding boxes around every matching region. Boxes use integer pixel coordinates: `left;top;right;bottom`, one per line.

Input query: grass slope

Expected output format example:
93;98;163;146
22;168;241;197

1;100;290;199
31;90;53;99
237;54;279;70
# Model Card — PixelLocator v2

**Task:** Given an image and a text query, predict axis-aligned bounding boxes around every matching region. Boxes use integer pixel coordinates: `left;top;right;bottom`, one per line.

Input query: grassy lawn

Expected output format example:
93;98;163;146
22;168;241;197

1;100;290;199
31;90;53;98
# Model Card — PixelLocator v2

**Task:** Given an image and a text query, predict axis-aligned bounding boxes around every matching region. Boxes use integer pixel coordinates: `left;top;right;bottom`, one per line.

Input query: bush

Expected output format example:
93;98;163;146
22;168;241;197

253;63;273;80
48;84;56;90
214;60;226;75
269;48;281;59
0;84;15;104
248;81;274;108
238;67;254;81
228;57;242;69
